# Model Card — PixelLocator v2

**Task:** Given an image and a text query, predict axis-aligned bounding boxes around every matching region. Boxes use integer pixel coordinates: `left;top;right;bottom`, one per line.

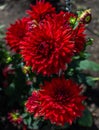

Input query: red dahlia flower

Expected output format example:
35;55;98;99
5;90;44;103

25;77;86;125
6;17;30;52
27;0;55;22
8;111;22;125
21;18;74;76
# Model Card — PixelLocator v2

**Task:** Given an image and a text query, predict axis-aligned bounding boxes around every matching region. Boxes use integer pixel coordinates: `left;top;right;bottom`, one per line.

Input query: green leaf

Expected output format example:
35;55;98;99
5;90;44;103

86;38;93;46
79;52;91;59
23;114;33;126
78;109;93;127
0;34;5;39
79;60;99;71
77;10;83;17
0;25;5;39
28;116;32;126
86;76;98;87
22;113;29;118
73;21;79;29
0;25;5;29
33;120;39;130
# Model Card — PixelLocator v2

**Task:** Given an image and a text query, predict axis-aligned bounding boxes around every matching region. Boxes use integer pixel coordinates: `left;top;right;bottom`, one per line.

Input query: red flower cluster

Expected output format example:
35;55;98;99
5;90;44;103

25;77;85;125
5;1;87;126
6;0;86;76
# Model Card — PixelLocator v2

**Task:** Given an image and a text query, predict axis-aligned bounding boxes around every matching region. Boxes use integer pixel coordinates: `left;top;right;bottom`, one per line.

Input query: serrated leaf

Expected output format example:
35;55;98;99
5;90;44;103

79;60;99;71
78;109;93;127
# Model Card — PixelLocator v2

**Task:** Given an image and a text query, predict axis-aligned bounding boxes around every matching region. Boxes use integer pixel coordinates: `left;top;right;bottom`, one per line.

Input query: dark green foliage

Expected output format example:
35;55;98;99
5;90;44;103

78;109;93;127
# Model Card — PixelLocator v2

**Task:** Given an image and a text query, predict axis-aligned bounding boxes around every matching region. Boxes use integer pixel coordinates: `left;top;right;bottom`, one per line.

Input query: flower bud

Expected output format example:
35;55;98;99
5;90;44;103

78;9;92;24
22;66;30;74
70;17;76;25
6;56;12;63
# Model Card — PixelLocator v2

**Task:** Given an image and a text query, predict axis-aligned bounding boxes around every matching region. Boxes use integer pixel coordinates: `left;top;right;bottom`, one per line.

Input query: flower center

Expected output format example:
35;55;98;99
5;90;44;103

54;89;69;104
37;41;54;57
18;31;25;39
11;113;19;121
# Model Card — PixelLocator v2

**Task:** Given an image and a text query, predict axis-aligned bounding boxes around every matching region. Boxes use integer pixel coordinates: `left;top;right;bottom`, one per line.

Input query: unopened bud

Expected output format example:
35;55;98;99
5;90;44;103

6;56;12;63
78;9;92;24
70;17;76;25
22;66;30;74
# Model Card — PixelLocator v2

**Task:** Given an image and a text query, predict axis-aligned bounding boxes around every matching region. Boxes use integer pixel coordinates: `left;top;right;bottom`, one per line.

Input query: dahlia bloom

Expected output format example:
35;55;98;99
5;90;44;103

21;17;74;76
8;111;22;125
27;0;55;22
25;77;86;125
6;17;30;52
